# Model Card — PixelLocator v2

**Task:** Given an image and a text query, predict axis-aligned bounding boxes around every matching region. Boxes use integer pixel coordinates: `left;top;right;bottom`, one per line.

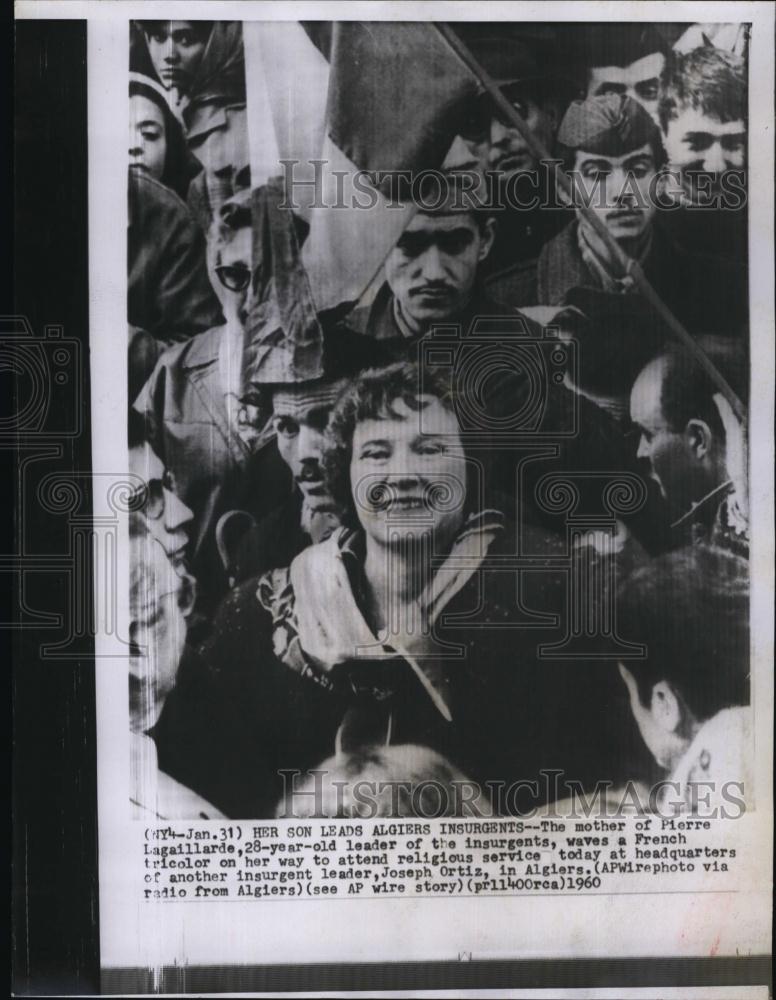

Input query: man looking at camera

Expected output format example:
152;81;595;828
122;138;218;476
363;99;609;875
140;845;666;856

536;93;746;336
350;198;510;349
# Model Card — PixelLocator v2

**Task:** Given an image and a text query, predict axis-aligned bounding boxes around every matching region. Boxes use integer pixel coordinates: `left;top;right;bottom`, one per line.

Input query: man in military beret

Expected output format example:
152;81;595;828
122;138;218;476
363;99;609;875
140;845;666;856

536;93;746;338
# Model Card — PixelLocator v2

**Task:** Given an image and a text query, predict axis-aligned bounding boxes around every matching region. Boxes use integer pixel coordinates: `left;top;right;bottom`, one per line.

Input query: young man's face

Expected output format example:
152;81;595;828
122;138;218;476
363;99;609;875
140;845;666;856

129;442;194;565
144;21;208;95
663;106;746;201
487;86;559;179
350;396;467;552
588;52;665;123
384;213;495;334
129;94;167;181
214;226;253;329
574;142;658;245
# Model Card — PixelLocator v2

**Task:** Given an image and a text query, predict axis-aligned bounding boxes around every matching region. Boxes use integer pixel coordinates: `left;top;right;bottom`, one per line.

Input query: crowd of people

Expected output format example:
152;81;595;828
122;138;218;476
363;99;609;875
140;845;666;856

127;20;751;820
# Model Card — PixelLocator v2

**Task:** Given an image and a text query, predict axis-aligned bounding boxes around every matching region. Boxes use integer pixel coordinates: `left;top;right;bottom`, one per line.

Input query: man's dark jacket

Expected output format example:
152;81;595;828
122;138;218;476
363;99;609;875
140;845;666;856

536;218;748;337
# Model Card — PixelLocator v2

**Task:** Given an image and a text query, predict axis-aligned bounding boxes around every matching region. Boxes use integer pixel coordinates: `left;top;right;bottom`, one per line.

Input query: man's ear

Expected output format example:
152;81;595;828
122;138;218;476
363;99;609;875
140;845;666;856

684;418;714;460
650;680;682;735
477;216;497;262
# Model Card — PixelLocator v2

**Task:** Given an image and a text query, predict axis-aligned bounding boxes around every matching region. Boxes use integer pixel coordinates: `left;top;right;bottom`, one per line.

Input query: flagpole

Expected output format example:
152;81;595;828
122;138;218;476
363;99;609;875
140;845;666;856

435;22;746;423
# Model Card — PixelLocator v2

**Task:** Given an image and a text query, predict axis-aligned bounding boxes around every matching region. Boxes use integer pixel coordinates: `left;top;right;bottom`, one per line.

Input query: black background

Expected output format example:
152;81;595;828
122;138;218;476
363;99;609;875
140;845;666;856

12;19;99;995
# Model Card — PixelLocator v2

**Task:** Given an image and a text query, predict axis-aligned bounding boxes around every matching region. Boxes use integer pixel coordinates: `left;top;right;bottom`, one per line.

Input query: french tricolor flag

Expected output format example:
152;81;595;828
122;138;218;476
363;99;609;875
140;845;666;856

242;21;482;384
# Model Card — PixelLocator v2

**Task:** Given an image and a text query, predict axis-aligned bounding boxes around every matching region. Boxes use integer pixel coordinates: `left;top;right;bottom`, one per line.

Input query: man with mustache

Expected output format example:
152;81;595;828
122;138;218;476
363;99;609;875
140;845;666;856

350;198;508;348
536;93;746;338
349;190;675;555
225;326;392;583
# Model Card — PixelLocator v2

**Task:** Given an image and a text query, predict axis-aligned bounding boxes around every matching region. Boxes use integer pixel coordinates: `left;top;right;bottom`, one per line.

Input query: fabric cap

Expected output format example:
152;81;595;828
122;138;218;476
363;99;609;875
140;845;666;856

558;93;661;156
271;380;348;417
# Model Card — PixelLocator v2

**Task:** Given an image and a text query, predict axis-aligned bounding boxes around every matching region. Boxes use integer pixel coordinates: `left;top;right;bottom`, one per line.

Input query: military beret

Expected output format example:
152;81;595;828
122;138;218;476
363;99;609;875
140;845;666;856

558;93;661;156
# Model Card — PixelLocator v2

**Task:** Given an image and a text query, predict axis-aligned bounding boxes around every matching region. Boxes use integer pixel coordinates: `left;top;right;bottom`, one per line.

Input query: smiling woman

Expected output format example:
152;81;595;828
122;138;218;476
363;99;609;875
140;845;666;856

152;361;640;818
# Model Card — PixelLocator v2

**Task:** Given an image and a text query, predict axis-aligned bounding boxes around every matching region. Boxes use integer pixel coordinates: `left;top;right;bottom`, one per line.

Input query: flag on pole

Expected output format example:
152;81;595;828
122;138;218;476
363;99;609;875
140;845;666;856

241;20;483;384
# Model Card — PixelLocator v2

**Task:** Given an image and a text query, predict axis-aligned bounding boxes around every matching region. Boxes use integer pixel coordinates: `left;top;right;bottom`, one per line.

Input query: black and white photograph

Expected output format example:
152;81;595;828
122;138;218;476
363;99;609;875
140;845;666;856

10;0;774;993
127;16;754;821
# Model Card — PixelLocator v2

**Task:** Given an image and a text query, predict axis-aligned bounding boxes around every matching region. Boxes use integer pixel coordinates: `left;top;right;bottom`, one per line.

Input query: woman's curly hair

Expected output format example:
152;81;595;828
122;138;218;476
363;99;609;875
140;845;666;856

322;362;461;529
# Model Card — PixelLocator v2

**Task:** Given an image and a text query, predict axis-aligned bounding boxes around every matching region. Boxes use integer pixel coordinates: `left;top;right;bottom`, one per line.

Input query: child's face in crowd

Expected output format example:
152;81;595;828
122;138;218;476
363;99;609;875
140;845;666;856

384;213;495;334
144;21;208;95
350;396;467;552
129;94;167;181
573;142;658;245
